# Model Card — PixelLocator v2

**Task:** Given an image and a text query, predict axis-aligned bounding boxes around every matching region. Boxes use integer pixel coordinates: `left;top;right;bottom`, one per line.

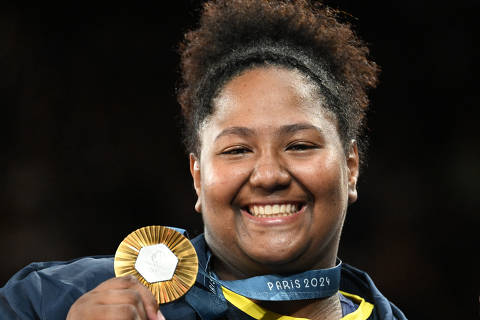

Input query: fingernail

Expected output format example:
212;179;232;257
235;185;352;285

157;310;166;320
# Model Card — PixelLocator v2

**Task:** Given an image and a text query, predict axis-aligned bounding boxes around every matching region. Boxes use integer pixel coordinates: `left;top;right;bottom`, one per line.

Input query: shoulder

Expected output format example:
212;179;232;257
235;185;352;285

340;263;407;320
0;256;114;320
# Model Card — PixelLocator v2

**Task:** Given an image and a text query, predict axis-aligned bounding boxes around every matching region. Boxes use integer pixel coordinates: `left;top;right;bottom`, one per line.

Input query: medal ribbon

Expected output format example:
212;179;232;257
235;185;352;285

199;261;341;301
183;234;342;320
215;263;340;301
186;264;341;320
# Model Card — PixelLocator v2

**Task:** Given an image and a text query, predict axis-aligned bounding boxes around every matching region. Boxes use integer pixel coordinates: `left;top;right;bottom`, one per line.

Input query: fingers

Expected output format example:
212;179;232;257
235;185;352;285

94;275;145;291
88;304;143;320
94;276;159;320
96;304;164;320
126;279;159;320
157;310;166;320
67;276;162;320
89;288;148;320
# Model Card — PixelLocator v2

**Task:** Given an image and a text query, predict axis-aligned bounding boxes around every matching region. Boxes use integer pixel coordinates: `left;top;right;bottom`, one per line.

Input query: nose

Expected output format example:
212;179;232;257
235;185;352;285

249;151;291;191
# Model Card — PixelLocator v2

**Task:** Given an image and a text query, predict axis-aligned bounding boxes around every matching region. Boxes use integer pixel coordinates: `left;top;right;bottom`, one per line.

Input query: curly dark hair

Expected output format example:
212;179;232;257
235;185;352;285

177;0;379;157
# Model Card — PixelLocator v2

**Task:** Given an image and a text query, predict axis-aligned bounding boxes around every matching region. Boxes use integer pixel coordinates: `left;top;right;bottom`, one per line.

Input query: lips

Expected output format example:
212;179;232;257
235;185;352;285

246;202;303;217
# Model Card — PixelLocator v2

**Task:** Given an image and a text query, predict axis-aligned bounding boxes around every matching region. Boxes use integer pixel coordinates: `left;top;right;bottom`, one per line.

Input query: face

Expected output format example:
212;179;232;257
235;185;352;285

190;66;359;279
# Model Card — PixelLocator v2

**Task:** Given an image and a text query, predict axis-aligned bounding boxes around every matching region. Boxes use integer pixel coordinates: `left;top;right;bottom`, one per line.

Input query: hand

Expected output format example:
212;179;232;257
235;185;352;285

67;276;164;320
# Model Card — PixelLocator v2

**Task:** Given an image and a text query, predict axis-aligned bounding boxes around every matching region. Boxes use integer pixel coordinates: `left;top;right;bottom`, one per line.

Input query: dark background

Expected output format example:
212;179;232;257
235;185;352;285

1;1;479;318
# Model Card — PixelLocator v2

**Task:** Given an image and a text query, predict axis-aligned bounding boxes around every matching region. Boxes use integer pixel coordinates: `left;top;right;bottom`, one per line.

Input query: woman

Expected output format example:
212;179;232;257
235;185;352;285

0;0;406;319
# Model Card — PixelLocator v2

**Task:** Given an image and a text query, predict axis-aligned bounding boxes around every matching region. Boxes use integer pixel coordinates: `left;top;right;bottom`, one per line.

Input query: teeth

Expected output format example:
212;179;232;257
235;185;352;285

272;204;279;214
248;203;300;217
265;205;272;214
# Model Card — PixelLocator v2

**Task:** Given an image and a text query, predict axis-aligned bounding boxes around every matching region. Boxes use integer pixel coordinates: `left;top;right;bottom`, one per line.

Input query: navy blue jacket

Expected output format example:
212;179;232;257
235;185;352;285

0;234;406;319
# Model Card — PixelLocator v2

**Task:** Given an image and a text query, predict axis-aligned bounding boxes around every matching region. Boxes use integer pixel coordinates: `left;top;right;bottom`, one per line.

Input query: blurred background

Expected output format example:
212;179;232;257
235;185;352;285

1;1;479;318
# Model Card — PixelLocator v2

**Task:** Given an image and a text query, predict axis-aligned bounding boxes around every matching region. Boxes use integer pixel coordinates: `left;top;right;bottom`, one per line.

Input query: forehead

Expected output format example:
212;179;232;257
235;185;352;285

219;66;321;103
209;66;334;125
195;66;341;148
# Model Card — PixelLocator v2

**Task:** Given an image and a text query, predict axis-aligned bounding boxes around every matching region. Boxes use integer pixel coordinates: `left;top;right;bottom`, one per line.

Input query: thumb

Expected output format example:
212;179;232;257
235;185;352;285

156;310;166;320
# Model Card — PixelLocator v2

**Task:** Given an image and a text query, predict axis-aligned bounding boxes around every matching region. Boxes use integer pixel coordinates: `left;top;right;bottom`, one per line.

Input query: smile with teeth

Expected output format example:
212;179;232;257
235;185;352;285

247;203;302;217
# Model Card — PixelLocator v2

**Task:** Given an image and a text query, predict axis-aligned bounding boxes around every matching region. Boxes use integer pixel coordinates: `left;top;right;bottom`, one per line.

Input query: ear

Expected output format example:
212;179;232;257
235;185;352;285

189;153;202;213
347;140;359;204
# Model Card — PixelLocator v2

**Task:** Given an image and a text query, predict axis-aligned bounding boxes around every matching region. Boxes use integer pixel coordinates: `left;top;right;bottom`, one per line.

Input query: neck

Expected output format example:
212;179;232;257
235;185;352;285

210;251;342;319
212;253;338;280
213;259;343;319
258;295;342;320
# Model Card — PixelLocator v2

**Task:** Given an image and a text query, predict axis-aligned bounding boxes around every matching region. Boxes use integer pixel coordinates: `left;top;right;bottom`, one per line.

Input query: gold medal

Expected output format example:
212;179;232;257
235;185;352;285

114;226;199;304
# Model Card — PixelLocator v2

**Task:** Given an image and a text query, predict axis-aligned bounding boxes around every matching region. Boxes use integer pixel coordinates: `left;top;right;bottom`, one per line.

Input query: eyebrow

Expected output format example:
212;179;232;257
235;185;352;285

279;123;323;135
215;126;255;141
214;123;322;141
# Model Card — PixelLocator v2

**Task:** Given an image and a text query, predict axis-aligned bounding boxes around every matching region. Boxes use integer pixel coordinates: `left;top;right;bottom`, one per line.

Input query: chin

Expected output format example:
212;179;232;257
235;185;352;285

244;242;312;273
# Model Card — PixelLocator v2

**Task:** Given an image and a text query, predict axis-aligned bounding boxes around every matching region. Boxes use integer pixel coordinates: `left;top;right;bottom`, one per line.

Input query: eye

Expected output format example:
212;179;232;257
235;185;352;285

286;142;319;151
221;146;251;155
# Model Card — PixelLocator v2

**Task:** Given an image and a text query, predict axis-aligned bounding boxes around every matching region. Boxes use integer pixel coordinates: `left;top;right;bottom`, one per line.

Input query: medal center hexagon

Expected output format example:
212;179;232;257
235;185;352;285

135;243;178;283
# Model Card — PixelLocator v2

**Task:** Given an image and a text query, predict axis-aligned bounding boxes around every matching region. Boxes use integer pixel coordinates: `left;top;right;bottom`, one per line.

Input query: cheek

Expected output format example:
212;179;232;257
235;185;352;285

201;161;251;203
200;161;252;248
293;152;348;203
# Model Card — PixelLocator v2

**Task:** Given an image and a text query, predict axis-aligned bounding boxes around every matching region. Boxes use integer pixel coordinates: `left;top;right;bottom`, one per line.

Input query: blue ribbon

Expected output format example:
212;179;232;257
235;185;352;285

187;265;341;320
183;234;342;320
199;261;341;301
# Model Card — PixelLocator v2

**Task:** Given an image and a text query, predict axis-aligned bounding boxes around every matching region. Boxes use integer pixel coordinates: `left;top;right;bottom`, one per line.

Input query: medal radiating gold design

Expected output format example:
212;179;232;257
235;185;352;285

114;226;199;304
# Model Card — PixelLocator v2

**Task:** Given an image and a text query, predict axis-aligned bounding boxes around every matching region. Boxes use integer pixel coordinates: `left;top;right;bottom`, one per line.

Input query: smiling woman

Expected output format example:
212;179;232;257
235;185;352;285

0;1;407;320
192;67;356;278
